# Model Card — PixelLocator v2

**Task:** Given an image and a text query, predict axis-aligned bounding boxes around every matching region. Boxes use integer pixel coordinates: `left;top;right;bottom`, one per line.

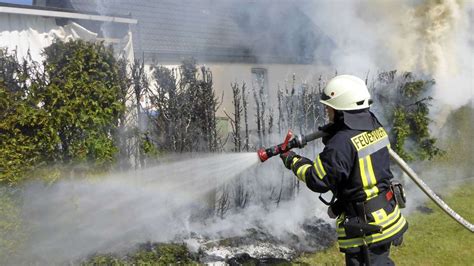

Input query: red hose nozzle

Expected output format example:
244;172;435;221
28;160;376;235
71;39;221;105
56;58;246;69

257;130;294;163
257;129;327;164
257;148;269;162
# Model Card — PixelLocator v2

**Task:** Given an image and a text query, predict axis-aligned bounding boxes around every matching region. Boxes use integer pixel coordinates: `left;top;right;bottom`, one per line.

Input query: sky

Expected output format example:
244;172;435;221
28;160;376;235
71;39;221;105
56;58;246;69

0;0;32;5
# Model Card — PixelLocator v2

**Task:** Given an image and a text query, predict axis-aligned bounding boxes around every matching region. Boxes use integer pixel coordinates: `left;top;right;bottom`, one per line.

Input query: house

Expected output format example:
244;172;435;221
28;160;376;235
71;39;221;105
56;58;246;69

2;1;334;142
34;0;335;118
0;2;136;63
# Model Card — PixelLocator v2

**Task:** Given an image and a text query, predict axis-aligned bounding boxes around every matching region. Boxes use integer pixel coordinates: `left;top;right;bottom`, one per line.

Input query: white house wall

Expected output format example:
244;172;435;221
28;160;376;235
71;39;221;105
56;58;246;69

149;63;329;117
0;13;97;62
209;63;329;117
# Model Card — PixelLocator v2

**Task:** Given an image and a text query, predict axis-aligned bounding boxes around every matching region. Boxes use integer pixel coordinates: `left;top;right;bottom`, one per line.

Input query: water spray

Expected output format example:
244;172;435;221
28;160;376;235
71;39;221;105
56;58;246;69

257;127;474;233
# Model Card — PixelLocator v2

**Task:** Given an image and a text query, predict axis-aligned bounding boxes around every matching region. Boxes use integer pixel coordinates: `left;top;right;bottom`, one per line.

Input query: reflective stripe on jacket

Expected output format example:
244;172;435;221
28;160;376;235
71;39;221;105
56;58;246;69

290;125;408;251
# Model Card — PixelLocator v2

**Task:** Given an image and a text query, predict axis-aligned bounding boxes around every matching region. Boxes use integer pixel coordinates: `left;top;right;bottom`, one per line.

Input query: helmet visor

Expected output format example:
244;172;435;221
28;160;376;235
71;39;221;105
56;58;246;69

320;92;331;101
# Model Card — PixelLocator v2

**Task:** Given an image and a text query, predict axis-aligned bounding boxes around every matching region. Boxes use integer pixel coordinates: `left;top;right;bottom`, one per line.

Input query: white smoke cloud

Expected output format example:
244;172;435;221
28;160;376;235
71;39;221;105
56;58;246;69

386;0;473;109
306;0;473;109
306;0;393;75
8;152;331;264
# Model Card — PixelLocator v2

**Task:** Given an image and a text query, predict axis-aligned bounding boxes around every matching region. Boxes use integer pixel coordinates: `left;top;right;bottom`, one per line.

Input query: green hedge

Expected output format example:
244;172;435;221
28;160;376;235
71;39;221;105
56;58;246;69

0;40;125;185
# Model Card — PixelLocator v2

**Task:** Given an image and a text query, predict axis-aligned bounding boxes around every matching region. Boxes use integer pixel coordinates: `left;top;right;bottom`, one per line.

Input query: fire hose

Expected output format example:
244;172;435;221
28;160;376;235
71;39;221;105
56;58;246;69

257;129;474;233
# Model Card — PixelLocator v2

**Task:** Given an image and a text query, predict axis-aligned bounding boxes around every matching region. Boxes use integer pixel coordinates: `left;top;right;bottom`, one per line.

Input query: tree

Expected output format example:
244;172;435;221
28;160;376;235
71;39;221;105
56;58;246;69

0;50;56;185
225;82;243;152
114;58;134;170
150;58;219;153
41;40;125;169
372;71;443;161
0;40;126;185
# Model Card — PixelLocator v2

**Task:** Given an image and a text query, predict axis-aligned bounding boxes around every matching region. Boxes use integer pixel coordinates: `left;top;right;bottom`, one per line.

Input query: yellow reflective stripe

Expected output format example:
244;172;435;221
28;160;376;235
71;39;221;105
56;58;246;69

337;213;346;225
337;229;346;238
366;156;379;199
340;206;401;239
336;214;346;237
296;164;311;182
338;215;407;248
359;158;368;188
317;155;327;176
369;215;406;243
366;156;377;188
313;162;324;180
359;158;373;198
372;205;401;228
290;157;300;168
313;155;326;180
371;208;387;224
359;156;379;199
366;188;379;200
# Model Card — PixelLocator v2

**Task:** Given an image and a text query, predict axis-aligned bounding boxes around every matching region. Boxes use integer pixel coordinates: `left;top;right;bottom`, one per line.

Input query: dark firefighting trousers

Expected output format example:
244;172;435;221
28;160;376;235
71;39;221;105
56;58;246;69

344;242;393;266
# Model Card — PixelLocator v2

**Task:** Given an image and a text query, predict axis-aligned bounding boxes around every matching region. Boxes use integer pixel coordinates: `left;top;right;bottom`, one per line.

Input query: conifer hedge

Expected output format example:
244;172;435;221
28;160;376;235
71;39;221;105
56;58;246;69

0;40;125;185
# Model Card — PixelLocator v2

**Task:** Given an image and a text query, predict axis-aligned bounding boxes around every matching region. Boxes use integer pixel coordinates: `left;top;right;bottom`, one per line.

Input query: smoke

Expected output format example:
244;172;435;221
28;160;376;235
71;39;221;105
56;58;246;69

67;0;472;109
306;0;473;109
5;1;472;263
8;152;330;264
381;0;473;114
9;153;251;262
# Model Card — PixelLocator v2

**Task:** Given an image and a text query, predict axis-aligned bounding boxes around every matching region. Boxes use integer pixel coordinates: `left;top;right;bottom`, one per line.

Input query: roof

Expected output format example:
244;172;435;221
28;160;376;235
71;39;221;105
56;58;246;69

38;0;334;64
0;2;136;24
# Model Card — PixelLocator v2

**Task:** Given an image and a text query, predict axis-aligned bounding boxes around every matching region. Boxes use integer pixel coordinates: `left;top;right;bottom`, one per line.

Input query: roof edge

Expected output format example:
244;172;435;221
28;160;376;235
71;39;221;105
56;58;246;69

0;3;137;24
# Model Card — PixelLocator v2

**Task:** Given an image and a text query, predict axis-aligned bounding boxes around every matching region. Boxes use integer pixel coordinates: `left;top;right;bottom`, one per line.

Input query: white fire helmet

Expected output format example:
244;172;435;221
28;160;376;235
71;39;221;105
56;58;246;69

320;75;372;111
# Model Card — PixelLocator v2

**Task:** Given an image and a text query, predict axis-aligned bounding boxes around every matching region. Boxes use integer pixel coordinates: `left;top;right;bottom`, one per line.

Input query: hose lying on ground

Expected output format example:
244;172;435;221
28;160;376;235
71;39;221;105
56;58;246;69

388;148;474;233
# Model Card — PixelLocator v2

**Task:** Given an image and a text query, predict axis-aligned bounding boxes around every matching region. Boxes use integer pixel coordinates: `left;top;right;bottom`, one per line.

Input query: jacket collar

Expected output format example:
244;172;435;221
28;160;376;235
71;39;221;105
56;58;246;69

319;109;382;145
342;109;381;131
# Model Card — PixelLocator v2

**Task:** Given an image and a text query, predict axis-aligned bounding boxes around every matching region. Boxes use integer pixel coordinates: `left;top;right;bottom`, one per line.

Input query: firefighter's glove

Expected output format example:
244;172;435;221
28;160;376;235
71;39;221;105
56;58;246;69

280;151;299;170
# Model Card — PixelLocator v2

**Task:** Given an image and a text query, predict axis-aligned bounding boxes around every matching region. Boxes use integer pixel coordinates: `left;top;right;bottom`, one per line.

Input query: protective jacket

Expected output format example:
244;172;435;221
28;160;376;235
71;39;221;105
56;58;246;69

289;110;408;252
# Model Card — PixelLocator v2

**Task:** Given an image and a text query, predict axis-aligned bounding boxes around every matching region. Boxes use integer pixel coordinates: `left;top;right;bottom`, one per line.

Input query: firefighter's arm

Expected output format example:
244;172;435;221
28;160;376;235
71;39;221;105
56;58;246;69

280;151;331;193
282;140;353;194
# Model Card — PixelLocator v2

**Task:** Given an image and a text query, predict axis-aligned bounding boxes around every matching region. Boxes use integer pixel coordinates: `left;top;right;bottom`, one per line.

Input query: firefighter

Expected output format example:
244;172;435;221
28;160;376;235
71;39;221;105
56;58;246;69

280;75;407;265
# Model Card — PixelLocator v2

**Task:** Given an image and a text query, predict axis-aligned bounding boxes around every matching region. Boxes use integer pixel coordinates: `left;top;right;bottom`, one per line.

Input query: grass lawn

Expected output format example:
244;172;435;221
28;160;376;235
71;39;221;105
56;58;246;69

296;182;474;265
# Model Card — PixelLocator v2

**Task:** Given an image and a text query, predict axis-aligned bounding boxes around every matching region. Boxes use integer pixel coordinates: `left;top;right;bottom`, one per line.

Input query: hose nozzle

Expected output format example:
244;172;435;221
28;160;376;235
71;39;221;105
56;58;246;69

257;129;328;163
257;130;306;162
257;148;269;162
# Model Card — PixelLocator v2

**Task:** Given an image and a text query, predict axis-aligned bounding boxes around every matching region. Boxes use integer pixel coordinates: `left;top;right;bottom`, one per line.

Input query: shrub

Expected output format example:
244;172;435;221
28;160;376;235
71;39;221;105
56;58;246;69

372;71;443;161
42;40;125;169
0;40;126;185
